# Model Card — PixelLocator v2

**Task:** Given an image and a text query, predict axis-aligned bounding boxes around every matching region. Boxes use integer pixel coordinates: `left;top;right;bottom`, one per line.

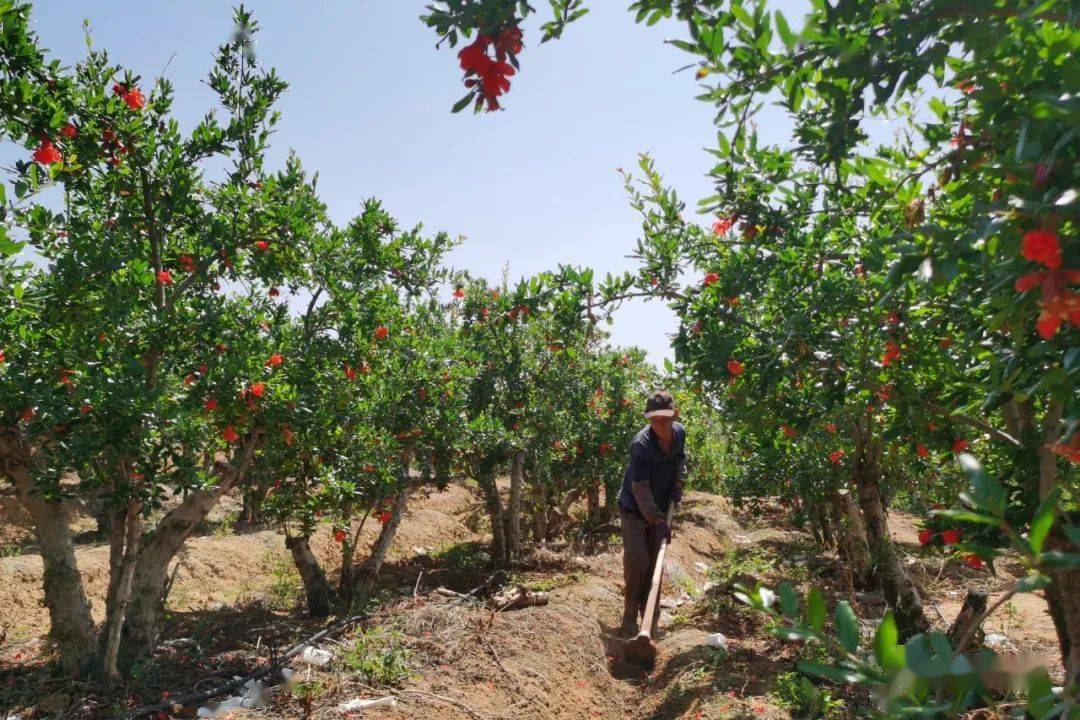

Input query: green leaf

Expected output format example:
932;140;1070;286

796;661;865;684
1014;574;1051;593
930;508;999;525
777;581;799;618
1040;551;1080;568
873;613;905;673
1029;487;1058;555
806;587;826;632
957;453;1005;517
774;11;795;49
835;601;859;653
904;633;952;679
451;93;475;114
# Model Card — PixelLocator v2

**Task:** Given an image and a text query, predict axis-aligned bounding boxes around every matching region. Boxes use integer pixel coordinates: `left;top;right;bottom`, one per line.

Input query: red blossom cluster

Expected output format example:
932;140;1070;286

33;138;62;165
112;83;145;110
456;27;522;111
712;216;736;235
726;359;744;376
1016;230;1078;339
881;340;901;367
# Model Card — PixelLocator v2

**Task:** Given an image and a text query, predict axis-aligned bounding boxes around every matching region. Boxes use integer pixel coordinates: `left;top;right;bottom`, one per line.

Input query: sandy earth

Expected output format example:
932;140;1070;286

0;485;1064;719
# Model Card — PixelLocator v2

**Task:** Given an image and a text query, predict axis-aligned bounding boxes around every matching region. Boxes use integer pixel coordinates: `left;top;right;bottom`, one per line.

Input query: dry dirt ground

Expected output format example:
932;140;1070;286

0;484;1063;720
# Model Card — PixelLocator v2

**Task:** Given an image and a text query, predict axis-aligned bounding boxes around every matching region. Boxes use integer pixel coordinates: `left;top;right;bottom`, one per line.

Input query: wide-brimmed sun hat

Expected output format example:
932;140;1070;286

644;390;677;418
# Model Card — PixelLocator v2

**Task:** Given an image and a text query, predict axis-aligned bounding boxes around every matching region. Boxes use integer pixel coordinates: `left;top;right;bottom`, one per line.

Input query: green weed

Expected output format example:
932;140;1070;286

342;625;411;686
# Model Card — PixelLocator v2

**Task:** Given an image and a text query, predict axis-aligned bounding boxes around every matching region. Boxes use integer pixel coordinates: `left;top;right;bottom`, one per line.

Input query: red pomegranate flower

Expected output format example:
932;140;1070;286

727;359;744;376
122;88;145;110
375;326;389;341
828;450;845;464
344;364;357;380
21;406;34;421
79;403;92;414
250;382;266;398
712;217;735;235
156;270;173;285
204;398;218;411
916;444;929;458
599;442;613;456
222;425;239;443
918;529;934;546
363;464;375;473
269;287;280;298
964;553;984;569
703;272;720;286
378;510;393;524
952;438;969;452
881;340;901;367
255;240;270;252
60;123;78;139
179;254;196;272
334;529;346;543
781;424;796;438
266;354;284;367
453;287;465;299
33;139;62;165
825;423;837;433
184;373;196;386
0;349;5;363
1021;229;1062;270
941;529;962;545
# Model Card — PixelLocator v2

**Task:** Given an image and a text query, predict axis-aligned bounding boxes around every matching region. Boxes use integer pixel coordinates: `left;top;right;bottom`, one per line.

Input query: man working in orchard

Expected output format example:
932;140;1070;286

617;390;685;637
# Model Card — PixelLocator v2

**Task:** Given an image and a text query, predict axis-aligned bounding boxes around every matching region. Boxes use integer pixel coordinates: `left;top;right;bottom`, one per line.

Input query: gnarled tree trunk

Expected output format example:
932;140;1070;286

852;423;929;639
286;533;332;617
831;488;873;589
532;481;549;543
363;484;408;581
120;437;260;668
3;431;98;678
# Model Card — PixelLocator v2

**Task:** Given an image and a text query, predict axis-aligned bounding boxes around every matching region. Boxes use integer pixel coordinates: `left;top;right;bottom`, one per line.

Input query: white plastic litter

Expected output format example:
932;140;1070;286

705;632;729;650
337;696;398;712
984;633;1008;649
195;678;268;717
296;646;333;667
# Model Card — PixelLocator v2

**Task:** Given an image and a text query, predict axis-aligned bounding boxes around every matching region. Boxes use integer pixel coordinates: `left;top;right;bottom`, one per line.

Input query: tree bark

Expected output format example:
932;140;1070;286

586;482;601;523
363;485;408;582
533;482;549;543
285;534;331;617
506;451;525;562
120;437;260;667
102;501;142;685
851;425;929;639
831;489;874;589
946;588;988;648
2;430;98;678
476;465;507;567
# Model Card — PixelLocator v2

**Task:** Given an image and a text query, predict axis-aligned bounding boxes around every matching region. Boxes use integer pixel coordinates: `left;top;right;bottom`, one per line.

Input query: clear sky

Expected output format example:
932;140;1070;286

24;1;812;365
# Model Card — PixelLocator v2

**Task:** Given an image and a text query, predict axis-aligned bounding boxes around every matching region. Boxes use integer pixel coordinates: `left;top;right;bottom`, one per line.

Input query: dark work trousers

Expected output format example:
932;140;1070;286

620;507;664;632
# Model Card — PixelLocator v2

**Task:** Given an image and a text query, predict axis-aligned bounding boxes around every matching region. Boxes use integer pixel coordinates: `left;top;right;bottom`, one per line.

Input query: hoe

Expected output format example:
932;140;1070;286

624;503;675;670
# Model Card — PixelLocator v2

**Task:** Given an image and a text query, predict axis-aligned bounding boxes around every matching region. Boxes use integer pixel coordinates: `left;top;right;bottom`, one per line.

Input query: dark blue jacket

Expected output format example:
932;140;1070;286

617;423;687;523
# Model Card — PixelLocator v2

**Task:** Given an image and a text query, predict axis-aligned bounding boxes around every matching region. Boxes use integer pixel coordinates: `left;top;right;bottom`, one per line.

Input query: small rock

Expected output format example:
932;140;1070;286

659;611;675;627
985;633;1008;649
694;561;710;573
660;598;678;609
704;632;728;650
413;546;428;556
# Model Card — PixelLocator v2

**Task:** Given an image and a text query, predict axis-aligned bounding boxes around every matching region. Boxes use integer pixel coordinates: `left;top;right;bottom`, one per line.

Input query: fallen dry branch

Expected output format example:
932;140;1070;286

491;587;549;611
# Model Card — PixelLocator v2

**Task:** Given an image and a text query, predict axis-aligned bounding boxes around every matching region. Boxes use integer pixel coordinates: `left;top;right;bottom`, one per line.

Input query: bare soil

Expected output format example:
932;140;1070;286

0;487;1062;719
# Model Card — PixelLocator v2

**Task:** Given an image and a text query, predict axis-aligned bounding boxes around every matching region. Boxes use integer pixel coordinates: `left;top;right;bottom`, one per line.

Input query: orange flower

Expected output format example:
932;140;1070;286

32;139;62;165
825;423;837;433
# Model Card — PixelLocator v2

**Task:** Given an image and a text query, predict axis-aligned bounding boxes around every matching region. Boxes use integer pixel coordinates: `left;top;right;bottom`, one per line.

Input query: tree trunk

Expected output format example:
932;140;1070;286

476;465;507;567
831;489;873;589
1045;529;1080;697
102;502;142;685
234;479;271;532
533;482;549;543
363;485;408;582
506;451;525;562
120;438;260;667
434;452;450;491
852;426;929;639
286;534;331;617
947;588;988;649
587;482;601;523
2;431;98;678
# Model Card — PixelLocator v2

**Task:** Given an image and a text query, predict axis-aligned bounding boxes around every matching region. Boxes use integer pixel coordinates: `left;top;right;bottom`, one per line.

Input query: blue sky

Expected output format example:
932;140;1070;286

24;1;812;364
